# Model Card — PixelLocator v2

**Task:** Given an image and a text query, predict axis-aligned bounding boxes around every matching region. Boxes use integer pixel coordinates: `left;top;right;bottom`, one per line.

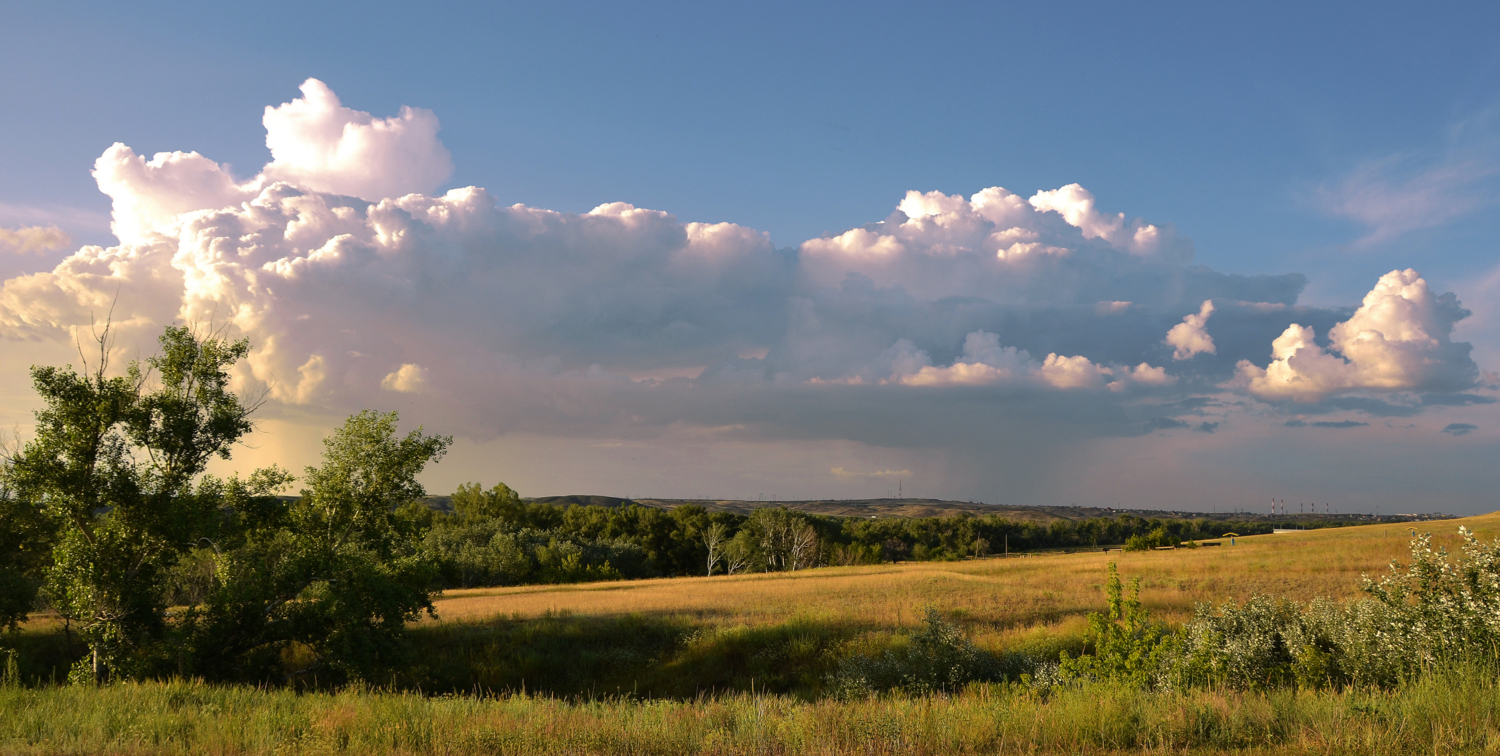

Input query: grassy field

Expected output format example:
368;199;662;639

3;513;1496;754
432;514;1488;629
405;515;1496;696
3;667;1499;754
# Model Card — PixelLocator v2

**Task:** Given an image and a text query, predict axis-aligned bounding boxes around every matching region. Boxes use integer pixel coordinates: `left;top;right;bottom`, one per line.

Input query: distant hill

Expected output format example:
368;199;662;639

515;495;1447;524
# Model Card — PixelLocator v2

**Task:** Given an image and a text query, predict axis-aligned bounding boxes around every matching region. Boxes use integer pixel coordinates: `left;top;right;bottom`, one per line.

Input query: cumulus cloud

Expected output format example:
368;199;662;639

1443;423;1478;436
0;79;1474;467
0;225;71;255
1236;269;1477;402
796;184;1221;306
93;145;258;245
381;363;429;393
891;330;1173;391
92;78;451;245
260;78;452;201
1028;183;1166;254
1165;300;1216;360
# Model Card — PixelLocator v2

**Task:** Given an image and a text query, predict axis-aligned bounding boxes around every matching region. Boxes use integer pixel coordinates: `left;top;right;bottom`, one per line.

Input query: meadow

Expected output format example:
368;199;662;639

3;513;1497;754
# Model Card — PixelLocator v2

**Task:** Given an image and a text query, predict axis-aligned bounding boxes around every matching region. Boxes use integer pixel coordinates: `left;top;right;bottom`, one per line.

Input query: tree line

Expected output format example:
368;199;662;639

418;486;1350;587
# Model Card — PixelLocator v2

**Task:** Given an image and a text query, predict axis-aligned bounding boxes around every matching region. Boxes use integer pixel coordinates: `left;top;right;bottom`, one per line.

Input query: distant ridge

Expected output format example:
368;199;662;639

530;494;636;509
513;495;1449;524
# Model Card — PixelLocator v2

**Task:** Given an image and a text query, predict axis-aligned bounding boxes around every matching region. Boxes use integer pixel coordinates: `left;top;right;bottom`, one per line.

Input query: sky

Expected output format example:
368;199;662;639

1;1;1498;513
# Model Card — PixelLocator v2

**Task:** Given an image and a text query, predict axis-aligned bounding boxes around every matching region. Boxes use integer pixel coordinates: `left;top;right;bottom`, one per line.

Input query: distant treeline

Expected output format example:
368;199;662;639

423;483;1360;588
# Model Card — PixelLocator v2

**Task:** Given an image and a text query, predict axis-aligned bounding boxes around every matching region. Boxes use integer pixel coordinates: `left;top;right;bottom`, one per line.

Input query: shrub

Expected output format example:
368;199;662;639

1123;526;1180;552
1060;527;1500;694
833;609;992;696
1052;562;1177;688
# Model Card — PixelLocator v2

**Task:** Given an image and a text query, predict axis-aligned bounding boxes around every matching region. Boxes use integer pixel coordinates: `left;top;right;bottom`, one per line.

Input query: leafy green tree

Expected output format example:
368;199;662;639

0;441;54;632
188;411;451;683
450;481;521;521
9;324;258;681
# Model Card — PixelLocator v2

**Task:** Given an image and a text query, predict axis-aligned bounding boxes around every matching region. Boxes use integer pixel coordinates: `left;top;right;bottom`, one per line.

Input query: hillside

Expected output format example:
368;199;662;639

521;494;1445;524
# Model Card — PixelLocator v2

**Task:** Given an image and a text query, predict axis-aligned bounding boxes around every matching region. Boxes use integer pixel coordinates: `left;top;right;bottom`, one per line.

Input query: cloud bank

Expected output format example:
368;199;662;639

0;80;1488;495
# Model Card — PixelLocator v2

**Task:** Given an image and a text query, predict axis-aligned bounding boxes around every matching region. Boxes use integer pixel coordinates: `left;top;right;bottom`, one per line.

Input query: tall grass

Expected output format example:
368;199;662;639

2;671;1499;754
429;514;1499;634
5;515;1498;754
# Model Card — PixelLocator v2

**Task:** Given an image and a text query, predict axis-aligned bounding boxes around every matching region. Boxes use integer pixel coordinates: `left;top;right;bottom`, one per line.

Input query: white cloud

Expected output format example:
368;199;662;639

0;78;1474;472
92;78;452;246
0;225;71;255
894;330;1173;391
1236;269;1477;401
1165;300;1216;360
1028;183;1165;254
261;78;453;201
93;145;257;245
381;363;429;393
797;185;1196;304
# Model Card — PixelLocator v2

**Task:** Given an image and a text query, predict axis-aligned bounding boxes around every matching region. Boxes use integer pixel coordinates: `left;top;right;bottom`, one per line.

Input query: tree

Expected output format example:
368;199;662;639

188;411;451;683
0;434;54;632
789;523;819;571
450;481;521;521
746;507;809;571
10;323;259;682
702;522;728;576
723;529;757;574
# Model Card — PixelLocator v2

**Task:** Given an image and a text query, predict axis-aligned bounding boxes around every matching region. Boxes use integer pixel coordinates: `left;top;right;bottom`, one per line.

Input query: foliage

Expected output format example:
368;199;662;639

833;609;993;696
421;492;1309;590
185;411;450;684
450;481;521;521
1123;525;1180;552
424;521;649;587
0;447;53;632
1169;526;1500;691
1045;527;1500;694
7;324;259;681
1361;526;1500;667
1052;562;1177;688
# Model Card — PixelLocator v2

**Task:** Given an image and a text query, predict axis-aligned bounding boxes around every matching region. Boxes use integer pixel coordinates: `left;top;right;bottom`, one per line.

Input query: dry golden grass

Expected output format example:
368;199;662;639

430;512;1500;649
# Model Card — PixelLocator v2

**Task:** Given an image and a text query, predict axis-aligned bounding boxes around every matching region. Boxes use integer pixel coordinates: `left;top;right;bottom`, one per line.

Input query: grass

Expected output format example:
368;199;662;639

3;513;1496;753
432;514;1492;630
3;670;1500;754
394;513;1499;698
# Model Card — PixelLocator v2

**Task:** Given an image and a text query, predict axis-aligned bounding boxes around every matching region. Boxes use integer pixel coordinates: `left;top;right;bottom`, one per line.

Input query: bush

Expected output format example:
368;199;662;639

833;609;993;696
1123;526;1180;552
1053;562;1177;688
1056;527;1500;694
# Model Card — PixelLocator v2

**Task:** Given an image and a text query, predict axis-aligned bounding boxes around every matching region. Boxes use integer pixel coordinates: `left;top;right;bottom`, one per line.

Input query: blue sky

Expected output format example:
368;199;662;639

2;1;1497;512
